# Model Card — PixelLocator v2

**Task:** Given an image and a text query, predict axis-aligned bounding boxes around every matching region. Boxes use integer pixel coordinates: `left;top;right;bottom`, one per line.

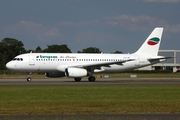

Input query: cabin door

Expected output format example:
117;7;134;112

29;55;35;65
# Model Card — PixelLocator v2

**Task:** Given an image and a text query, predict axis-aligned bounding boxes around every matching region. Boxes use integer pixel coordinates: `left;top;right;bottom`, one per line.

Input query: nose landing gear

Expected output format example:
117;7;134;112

27;73;32;82
27;77;32;82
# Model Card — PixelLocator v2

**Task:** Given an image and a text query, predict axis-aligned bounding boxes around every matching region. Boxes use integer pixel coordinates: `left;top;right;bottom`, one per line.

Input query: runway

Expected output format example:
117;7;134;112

1;78;180;86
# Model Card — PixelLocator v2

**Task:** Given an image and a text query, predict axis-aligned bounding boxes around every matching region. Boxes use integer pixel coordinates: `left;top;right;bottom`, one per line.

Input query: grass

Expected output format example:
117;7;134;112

0;86;180;115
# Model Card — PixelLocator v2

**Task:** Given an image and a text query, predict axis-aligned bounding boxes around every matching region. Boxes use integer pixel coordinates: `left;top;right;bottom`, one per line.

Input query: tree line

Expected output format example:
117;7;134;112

0;38;122;70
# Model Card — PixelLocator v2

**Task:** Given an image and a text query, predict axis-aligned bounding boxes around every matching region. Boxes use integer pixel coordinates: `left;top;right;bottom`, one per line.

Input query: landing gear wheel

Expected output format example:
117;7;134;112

27;77;32;82
74;77;81;82
88;76;96;82
27;72;32;82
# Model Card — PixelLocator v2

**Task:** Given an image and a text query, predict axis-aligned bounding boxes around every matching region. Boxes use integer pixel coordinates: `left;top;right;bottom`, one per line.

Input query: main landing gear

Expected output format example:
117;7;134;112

88;76;96;82
74;76;96;82
88;72;96;82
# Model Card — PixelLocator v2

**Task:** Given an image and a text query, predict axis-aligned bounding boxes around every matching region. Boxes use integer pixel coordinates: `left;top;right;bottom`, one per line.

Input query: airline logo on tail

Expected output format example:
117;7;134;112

147;37;160;46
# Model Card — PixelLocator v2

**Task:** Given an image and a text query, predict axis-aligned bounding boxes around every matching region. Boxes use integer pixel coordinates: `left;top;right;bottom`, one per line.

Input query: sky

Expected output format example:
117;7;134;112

0;0;180;53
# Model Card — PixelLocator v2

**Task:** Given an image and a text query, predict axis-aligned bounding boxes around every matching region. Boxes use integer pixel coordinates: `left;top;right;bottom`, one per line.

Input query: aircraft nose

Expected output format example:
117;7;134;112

6;62;13;70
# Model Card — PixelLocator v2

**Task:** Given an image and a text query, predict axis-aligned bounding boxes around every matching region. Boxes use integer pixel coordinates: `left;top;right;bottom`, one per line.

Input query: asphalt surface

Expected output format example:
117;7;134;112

0;78;180;86
0;78;180;120
0;114;180;120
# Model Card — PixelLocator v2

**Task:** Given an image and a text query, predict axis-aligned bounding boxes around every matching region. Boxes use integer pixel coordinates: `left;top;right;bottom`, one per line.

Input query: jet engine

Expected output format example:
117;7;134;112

65;68;88;77
45;72;65;78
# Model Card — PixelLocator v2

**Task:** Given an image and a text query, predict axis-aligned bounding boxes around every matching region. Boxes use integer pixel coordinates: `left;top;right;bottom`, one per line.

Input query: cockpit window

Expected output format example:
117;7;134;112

13;58;23;61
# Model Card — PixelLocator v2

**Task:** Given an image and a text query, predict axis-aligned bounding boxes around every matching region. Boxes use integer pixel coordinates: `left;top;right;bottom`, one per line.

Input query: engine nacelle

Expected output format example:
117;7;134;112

45;72;65;78
65;68;88;77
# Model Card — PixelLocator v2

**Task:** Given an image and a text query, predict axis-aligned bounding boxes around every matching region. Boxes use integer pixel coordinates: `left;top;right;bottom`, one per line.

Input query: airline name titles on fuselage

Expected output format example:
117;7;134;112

36;55;77;59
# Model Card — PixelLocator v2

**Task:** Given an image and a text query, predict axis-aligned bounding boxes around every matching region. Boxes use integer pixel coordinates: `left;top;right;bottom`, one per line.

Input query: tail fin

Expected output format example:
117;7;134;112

135;27;163;56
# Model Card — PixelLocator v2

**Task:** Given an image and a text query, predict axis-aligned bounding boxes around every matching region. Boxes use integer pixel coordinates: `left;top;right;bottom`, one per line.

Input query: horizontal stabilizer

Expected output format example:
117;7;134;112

148;56;173;63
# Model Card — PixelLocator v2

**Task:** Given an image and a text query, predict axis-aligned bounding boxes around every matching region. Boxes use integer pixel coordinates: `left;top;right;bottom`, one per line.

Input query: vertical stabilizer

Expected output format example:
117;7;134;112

135;27;163;56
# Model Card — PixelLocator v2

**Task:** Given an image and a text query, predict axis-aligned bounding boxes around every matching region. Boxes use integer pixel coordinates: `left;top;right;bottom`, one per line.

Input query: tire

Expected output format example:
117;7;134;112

88;76;96;82
27;77;32;82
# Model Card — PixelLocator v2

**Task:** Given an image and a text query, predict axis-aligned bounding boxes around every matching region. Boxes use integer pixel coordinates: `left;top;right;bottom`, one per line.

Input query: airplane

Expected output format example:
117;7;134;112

6;27;170;82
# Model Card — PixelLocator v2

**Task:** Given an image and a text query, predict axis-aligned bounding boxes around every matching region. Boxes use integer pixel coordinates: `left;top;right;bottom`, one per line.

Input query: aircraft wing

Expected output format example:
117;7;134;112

70;59;135;70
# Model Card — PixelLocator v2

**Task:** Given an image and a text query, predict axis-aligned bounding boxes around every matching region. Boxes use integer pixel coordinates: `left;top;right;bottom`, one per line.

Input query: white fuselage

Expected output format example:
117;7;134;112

6;53;153;73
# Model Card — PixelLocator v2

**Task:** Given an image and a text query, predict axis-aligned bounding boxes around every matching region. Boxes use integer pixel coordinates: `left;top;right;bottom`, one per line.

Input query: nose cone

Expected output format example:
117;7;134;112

6;62;13;70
